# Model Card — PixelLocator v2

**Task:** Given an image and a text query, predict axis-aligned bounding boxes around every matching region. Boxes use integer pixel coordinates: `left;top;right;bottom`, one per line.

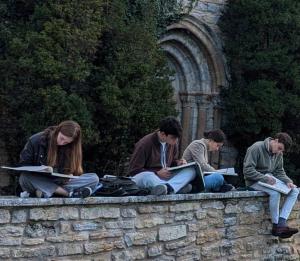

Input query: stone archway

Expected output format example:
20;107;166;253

159;12;228;156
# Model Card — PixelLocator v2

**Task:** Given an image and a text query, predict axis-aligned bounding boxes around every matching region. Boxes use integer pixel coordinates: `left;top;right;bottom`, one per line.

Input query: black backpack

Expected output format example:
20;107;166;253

94;176;150;197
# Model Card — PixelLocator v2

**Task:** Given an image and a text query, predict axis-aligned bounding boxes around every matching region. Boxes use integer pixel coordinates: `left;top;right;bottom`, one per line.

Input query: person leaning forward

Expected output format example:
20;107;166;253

128;116;195;195
243;132;299;238
19;120;99;198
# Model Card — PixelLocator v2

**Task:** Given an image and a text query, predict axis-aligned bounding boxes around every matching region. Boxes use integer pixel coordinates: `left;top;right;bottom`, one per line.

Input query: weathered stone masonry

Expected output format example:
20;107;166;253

0;192;300;260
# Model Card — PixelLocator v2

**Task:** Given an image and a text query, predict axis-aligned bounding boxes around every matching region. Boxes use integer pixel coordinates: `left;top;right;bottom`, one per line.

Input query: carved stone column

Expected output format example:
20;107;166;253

179;94;193;155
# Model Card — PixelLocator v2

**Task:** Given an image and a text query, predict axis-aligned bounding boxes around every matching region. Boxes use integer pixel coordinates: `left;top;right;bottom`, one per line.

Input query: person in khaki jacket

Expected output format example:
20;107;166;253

243;132;299;238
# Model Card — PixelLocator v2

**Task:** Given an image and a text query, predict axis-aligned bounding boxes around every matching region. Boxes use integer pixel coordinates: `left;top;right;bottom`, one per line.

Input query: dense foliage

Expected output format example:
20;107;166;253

0;0;184;176
219;0;300;181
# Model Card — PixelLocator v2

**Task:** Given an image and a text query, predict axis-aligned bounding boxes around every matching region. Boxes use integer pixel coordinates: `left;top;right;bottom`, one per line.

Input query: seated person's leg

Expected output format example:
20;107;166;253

167;167;195;193
132;171;168;195
132;171;163;188
279;187;299;225
63;173;99;198
204;173;224;192
19;173;59;198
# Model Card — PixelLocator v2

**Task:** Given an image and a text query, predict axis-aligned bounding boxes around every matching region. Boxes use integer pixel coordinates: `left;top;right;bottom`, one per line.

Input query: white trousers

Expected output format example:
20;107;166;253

132;167;195;193
251;182;299;224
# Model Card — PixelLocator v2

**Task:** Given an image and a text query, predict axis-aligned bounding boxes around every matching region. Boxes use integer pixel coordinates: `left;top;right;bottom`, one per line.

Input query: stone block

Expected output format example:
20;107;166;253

239;213;263;225
0;248;10;258
124;231;157;246
197;229;225;244
202;201;224;209
22;238;44;245
30;207;79;220
224;216;237;226
24;223;56;238
12;246;55;258
225;203;242;214
90;229;123;239
0;225;23;237
135;214;165;228
57;243;83;256
92;252;111;261
170;203;200;213
159;225;187;241
174;212;194;221
165;235;196;250
80;207;120;219
187;221;207;232
72;221;102;231
46;233;89;243
84;241;114;254
138;205;168;214
200;243;222;259
105;220;135;229
12;209;27;223
0;209;10;223
59;221;71;233
148;245;162;257
226;226;257;239
0;237;21;246
121;208;137;217
195;210;207;220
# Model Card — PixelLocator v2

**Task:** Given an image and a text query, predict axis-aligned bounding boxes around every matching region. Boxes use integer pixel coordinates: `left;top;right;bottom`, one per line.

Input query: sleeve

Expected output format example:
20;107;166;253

273;156;292;184
171;144;179;166
243;146;269;183
186;142;215;172
19;139;35;166
128;142;150;176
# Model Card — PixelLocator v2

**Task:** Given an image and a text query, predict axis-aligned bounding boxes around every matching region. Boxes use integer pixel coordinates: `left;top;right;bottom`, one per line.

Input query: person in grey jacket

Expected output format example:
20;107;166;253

243;132;299;238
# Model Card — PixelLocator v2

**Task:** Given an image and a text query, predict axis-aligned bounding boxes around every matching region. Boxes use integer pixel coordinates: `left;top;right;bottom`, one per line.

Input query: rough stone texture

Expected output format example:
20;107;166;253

0;191;299;260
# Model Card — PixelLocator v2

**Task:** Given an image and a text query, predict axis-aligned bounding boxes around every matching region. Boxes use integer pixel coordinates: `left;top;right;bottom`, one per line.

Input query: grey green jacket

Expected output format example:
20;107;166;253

243;138;292;186
182;138;215;172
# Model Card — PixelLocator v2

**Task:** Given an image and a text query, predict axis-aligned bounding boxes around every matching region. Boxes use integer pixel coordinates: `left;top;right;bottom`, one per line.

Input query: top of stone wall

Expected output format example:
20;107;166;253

0;191;266;207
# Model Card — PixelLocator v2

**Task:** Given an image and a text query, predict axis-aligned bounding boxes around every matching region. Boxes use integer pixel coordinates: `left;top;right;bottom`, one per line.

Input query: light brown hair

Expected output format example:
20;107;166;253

47;120;83;175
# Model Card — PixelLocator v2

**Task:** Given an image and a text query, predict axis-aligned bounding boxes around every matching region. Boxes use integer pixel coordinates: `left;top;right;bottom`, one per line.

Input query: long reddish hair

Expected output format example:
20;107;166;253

47;120;83;175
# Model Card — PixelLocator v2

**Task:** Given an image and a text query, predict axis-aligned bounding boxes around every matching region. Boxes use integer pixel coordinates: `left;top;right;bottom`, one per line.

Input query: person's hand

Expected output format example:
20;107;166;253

287;182;297;188
267;176;276;185
177;159;187;165
156;168;172;179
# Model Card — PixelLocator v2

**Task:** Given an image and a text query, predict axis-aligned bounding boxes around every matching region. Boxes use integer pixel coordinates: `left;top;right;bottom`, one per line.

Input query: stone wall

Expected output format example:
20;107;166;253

0;192;300;260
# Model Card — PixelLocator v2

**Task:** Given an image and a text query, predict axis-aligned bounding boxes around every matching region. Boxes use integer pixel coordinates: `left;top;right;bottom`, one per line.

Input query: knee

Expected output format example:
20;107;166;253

269;190;281;200
211;173;224;186
85;173;99;185
289;187;299;197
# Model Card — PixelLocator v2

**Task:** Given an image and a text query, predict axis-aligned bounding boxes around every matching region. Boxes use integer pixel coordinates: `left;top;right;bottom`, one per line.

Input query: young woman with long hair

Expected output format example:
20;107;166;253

19;120;99;198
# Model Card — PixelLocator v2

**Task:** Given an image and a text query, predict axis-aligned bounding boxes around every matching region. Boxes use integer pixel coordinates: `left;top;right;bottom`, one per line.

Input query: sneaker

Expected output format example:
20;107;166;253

70;187;92;198
177;184;193;194
271;226;299;238
150;185;168;196
219;184;235;193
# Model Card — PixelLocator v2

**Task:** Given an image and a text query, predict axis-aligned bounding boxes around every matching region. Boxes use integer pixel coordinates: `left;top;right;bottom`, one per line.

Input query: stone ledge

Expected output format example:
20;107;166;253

0;191;266;207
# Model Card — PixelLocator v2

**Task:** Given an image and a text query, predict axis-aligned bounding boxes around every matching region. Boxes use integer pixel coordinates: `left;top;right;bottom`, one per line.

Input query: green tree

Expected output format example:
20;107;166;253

85;0;177;174
0;0;103;163
219;0;300;181
0;0;183;177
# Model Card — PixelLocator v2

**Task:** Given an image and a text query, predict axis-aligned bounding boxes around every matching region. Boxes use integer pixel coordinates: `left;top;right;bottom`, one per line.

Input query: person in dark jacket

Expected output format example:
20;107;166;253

129;116;195;195
19;120;99;198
